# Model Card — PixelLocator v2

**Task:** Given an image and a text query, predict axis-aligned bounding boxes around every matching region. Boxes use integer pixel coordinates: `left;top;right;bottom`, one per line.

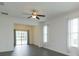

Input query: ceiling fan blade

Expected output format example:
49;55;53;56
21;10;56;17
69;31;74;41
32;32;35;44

36;16;40;20
27;16;32;18
37;15;45;17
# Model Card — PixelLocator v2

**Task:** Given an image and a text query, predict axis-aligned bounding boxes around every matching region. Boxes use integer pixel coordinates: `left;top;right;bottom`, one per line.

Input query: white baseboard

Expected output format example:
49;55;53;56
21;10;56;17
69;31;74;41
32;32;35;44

44;46;70;56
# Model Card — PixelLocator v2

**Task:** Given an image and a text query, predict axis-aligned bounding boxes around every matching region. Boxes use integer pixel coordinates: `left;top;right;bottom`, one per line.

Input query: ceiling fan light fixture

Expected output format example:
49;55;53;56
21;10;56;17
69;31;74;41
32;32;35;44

32;15;36;18
26;9;45;20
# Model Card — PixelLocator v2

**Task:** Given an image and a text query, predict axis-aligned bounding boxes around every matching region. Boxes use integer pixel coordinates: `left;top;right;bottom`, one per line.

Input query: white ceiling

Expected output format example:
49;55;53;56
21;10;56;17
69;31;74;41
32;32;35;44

0;2;79;21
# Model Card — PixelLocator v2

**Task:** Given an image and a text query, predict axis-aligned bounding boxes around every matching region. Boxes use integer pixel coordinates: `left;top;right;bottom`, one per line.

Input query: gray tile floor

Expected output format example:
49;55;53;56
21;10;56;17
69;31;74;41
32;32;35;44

0;45;67;56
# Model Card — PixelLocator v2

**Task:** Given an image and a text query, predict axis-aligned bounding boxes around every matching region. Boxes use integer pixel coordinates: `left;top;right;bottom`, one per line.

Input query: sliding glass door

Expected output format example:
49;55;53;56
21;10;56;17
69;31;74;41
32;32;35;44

15;30;28;45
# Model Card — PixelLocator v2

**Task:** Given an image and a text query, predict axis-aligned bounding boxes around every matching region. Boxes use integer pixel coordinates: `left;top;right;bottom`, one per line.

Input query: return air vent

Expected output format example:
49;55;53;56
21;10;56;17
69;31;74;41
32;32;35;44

1;12;8;15
0;2;4;5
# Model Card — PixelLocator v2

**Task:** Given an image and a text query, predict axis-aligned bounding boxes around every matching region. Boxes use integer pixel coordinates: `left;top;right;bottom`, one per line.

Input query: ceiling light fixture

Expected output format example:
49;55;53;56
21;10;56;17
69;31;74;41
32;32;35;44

32;15;36;18
26;9;45;20
32;11;37;18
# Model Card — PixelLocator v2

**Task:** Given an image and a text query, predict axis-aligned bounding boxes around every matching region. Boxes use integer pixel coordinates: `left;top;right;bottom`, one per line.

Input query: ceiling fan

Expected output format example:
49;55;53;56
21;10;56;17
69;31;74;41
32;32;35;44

24;9;45;20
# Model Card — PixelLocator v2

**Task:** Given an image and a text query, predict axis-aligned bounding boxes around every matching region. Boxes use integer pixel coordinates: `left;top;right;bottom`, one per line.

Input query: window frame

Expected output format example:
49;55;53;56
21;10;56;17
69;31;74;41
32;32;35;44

68;18;79;48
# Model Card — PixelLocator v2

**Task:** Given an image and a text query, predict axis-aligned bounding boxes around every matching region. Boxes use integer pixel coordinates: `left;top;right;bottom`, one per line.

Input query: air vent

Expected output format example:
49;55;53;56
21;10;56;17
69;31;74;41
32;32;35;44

1;12;8;15
0;2;4;5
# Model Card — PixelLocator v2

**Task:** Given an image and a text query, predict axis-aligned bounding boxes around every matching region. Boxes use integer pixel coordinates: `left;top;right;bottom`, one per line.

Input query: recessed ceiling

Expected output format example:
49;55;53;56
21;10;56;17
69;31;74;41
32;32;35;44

0;2;79;21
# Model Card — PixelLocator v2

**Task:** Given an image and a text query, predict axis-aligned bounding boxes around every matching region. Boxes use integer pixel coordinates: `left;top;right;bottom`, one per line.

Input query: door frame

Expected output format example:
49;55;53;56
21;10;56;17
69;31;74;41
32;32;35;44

14;29;16;47
27;30;30;45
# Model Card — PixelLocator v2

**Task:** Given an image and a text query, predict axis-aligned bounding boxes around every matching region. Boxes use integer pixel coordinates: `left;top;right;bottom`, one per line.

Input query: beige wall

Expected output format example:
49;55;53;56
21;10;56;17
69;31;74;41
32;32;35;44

14;23;34;44
33;26;40;46
32;24;43;47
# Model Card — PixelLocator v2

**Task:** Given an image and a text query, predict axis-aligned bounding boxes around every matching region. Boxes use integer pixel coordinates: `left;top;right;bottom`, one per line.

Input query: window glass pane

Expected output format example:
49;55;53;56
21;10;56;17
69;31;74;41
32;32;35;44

22;31;27;44
68;18;78;47
70;33;78;47
16;40;21;45
16;37;21;39
22;40;27;44
71;18;78;32
16;31;28;45
43;25;48;43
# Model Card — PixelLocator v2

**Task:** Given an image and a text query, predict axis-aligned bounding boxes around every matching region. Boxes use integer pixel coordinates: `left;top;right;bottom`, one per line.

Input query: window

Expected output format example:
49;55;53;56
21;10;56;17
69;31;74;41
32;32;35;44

43;25;48;43
68;18;79;47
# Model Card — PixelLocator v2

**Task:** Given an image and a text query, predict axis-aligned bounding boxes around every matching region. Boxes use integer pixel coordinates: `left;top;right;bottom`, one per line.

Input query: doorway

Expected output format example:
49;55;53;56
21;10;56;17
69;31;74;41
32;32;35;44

14;30;29;46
